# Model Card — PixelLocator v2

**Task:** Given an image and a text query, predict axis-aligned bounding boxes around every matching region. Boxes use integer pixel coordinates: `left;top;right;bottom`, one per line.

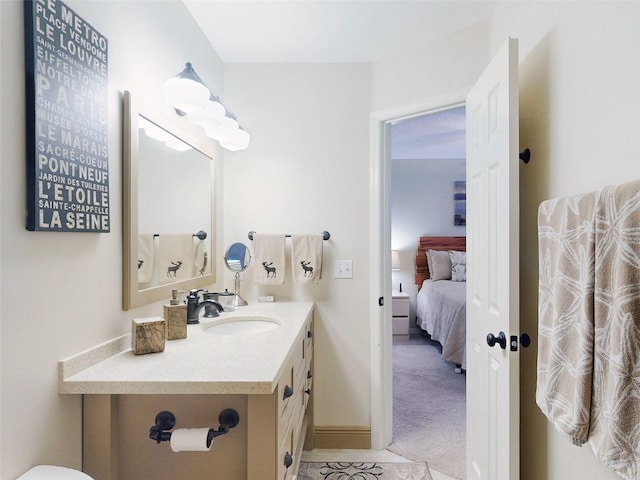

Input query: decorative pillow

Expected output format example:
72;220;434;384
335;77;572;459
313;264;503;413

449;250;467;282
428;250;452;281
425;250;434;278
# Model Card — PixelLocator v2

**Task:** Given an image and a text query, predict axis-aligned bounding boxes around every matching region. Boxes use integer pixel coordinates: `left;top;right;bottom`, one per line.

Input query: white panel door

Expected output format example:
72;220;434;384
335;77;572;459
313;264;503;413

466;38;520;480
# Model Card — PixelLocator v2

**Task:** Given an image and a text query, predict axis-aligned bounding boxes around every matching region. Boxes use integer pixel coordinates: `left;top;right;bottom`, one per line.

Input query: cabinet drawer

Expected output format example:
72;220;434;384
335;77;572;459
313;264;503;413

278;422;295;480
305;335;313;369
293;335;306;393
392;298;410;316
279;334;306;443
277;364;295;444
292;395;305;455
392;316;409;335
303;319;313;360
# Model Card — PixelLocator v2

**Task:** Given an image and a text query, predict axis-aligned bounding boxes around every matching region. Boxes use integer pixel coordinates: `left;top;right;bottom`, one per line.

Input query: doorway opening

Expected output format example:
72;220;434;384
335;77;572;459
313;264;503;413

387;106;467;480
368;89;468;479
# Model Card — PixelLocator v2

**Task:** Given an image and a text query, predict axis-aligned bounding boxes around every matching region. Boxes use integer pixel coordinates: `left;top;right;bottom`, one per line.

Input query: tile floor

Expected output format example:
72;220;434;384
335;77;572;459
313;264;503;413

301;449;458;480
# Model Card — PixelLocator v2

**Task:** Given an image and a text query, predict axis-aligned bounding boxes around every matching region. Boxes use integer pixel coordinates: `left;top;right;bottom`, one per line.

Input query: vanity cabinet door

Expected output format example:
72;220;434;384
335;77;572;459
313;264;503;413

248;314;314;480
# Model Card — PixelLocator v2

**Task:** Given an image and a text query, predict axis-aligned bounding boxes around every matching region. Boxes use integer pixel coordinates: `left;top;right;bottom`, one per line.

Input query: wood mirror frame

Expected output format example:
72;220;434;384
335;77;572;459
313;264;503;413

122;91;216;310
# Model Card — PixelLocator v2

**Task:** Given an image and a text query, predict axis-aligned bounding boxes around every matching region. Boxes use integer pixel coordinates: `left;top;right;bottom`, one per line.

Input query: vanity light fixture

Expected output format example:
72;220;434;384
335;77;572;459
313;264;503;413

164;62;251;151
163;63;210;114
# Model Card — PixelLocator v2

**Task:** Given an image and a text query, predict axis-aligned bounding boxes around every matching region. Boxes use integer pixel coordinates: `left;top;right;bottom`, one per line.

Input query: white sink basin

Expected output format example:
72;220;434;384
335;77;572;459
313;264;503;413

203;315;281;335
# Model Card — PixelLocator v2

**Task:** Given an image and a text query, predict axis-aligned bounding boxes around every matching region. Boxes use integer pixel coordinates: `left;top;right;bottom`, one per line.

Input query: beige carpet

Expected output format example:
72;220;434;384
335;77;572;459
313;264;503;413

387;337;466;479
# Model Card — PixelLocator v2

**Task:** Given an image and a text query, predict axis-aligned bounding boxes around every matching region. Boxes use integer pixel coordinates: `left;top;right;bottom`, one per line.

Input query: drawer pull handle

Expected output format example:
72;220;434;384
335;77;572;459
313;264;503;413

283;385;293;400
307;370;313;379
307;330;313;338
284;451;293;468
305;388;311;395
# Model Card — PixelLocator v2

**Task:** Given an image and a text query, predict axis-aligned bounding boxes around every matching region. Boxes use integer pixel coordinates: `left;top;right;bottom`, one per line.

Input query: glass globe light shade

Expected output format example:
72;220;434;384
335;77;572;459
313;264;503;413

203;124;226;141
219;114;239;131
164;76;210;114
205;114;238;141
220;128;250;151
189;100;226;129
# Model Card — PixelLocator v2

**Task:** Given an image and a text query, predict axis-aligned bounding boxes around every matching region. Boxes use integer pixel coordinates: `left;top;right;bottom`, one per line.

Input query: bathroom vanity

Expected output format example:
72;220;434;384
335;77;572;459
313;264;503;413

59;302;314;480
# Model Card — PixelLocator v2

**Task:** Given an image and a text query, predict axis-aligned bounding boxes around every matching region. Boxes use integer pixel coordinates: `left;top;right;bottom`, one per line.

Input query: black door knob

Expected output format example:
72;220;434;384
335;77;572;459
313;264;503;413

486;331;507;349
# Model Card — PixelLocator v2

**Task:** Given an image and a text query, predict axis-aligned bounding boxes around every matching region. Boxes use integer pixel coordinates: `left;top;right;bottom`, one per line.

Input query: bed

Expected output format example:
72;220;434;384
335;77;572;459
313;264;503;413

414;236;467;370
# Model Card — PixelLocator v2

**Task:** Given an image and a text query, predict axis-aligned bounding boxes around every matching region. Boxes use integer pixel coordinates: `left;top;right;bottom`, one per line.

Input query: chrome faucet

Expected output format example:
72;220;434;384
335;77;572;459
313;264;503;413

186;289;224;324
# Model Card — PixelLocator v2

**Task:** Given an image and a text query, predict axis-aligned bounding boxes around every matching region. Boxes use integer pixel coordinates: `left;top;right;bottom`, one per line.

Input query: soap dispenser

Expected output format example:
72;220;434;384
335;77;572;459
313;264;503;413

164;289;187;340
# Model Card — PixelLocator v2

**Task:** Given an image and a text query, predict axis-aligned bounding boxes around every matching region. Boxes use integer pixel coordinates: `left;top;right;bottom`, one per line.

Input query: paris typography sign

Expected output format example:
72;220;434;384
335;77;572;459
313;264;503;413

24;0;110;232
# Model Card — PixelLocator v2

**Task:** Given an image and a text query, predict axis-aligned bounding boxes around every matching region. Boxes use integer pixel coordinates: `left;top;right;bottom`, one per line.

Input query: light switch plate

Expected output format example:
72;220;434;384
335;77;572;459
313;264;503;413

334;260;353;279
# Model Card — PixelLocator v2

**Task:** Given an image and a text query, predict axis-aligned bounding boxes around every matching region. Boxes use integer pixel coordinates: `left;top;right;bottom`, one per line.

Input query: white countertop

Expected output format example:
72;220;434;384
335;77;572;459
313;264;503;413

59;302;314;395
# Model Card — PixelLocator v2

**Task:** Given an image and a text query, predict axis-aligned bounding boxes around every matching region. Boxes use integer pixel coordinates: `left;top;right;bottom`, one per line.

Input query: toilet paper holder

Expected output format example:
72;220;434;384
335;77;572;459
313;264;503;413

149;408;240;447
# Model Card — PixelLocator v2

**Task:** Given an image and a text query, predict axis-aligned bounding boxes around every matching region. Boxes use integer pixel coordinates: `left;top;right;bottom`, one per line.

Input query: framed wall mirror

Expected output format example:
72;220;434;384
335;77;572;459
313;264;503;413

123;91;216;310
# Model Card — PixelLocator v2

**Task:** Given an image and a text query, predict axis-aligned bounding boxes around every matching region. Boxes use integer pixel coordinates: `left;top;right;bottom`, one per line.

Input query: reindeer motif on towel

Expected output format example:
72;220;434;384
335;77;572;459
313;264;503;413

300;261;314;277
262;261;277;278
167;260;183;277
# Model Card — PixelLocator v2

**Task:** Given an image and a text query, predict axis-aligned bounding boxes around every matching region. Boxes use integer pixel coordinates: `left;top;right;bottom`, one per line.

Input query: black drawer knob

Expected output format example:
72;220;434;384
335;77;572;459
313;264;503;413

305;388;311;395
284;451;293;468
307;370;313;379
283;384;293;400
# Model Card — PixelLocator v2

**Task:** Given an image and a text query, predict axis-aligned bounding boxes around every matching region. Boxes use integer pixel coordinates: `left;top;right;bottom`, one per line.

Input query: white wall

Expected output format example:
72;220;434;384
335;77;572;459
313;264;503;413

391;159;466;323
371;18;492;111
222;63;373;428
0;1;224;477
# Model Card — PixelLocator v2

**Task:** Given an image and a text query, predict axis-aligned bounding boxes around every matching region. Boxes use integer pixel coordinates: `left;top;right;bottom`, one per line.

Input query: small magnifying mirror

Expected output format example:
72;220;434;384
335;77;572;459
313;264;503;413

224;242;251;307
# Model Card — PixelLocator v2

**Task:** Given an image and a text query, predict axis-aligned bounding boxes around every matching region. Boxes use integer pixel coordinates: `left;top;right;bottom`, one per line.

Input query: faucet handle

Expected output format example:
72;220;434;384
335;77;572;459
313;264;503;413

186;289;201;304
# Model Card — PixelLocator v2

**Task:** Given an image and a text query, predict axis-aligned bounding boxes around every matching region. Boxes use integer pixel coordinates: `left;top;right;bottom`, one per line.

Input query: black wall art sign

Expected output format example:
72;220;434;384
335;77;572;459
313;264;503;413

23;0;109;232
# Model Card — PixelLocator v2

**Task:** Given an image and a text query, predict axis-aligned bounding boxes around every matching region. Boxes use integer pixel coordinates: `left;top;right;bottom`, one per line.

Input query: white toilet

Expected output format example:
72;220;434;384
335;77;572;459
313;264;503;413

17;466;94;479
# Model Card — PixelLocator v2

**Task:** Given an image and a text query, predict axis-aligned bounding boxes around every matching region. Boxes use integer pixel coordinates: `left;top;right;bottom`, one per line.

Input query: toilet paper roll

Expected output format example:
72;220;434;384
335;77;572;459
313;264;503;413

170;428;213;452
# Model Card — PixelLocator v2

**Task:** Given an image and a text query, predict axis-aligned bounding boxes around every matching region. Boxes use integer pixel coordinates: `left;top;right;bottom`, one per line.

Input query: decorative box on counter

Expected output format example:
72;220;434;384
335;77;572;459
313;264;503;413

131;317;165;355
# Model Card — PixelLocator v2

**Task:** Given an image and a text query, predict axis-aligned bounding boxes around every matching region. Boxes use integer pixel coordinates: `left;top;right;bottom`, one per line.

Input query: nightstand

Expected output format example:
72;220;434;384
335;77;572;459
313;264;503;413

392;291;410;337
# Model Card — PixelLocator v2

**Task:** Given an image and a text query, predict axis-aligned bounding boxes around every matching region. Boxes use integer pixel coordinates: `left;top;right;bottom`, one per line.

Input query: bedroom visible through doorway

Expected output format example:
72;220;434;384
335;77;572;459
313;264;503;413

387;106;467;480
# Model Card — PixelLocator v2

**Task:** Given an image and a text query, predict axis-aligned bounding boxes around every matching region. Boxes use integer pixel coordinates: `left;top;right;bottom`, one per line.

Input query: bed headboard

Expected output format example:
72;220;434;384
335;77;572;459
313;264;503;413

415;236;466;289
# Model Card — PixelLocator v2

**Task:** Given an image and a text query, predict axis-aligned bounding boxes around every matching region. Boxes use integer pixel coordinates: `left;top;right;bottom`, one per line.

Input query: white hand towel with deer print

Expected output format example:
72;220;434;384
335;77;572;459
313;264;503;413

291;234;323;284
158;234;195;284
138;234;155;284
253;234;286;285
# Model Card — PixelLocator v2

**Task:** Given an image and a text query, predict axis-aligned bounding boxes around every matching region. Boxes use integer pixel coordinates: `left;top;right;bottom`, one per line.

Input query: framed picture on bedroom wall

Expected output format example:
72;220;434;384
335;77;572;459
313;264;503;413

454;181;466;226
